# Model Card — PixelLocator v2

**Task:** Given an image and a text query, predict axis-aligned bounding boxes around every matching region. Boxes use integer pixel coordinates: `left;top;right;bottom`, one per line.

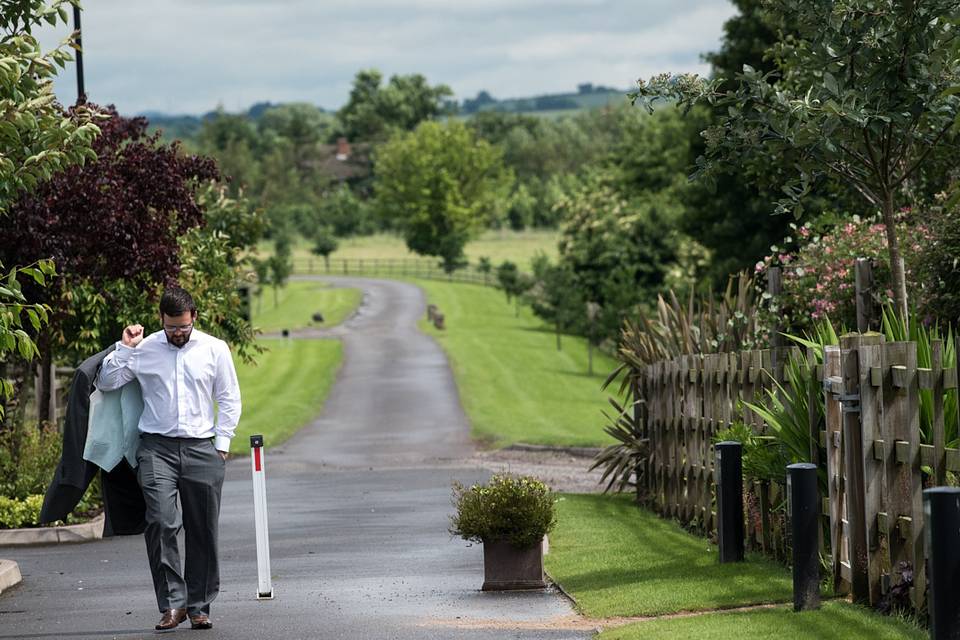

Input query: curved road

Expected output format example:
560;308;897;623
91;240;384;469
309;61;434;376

0;277;589;640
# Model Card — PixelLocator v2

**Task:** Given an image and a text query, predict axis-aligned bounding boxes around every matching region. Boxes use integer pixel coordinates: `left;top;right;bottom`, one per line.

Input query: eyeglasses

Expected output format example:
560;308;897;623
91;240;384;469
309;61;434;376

163;323;194;334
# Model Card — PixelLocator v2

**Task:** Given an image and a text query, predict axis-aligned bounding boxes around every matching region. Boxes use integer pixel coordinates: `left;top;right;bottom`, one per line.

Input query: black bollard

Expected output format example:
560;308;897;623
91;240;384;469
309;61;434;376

788;463;820;611
925;487;960;639
716;441;744;563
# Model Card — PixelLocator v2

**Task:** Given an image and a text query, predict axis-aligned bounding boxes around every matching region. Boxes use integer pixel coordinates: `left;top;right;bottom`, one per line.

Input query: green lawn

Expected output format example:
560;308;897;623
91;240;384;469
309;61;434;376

544;494;794;617
256;229;559;271
252;280;361;332
231;338;341;454
416;280;616;447
598;601;925;640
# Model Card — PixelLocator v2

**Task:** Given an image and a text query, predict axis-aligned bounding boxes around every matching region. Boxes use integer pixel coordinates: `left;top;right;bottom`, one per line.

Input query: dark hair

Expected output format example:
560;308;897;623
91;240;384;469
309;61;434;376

159;287;197;316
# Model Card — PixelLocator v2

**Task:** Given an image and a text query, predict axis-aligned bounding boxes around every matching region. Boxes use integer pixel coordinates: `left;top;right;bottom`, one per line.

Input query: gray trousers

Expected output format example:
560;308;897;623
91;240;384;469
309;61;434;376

136;434;225;615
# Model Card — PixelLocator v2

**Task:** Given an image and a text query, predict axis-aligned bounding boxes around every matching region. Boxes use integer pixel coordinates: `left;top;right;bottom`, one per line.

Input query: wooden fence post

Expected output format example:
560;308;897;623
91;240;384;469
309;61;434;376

880;341;925;610
840;334;884;605
931;339;946;486
823;345;847;592
855;258;875;333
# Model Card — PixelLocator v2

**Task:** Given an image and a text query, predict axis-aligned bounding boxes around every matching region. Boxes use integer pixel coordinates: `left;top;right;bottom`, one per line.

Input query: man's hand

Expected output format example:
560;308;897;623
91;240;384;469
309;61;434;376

122;324;145;348
217;450;228;461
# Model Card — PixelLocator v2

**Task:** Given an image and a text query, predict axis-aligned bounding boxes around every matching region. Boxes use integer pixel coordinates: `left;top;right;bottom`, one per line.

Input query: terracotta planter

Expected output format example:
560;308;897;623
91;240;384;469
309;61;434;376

481;538;546;591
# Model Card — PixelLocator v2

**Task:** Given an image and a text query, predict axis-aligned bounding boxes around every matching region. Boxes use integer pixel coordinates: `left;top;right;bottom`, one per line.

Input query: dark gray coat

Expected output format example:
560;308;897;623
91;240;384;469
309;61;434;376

39;346;146;536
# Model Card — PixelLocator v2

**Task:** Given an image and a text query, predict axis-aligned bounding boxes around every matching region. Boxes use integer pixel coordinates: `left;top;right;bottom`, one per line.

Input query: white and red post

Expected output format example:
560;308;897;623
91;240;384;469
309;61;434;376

250;434;274;599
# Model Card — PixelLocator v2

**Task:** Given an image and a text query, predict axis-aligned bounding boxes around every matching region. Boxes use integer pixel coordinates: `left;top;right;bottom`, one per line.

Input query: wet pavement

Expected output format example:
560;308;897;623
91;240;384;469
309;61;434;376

0;277;592;640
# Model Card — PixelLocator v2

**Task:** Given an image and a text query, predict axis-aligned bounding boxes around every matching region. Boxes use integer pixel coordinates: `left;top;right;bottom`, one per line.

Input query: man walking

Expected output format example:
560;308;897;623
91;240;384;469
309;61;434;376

98;287;241;631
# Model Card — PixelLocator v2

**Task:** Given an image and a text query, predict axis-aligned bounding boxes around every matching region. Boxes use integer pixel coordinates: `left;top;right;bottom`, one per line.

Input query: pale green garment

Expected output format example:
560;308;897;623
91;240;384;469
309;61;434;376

83;380;144;471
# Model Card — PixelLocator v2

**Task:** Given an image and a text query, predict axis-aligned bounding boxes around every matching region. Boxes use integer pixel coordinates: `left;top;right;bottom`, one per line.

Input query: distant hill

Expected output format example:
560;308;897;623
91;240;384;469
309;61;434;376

460;83;629;115
138;85;631;139
142;102;293;140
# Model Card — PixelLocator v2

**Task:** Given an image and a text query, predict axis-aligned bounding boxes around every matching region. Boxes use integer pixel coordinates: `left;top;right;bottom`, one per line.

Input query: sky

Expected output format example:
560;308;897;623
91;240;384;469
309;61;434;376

40;0;737;116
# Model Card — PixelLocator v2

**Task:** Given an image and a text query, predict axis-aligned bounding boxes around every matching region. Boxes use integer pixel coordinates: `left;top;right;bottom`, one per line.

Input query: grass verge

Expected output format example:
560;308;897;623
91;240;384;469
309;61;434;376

415;280;616;447
252;280;361;332
598;601;925;639
231;338;341;454
544;494;794;617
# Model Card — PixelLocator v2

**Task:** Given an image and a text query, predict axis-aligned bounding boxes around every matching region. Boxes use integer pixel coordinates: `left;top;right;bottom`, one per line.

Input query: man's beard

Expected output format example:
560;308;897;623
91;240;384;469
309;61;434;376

165;331;192;348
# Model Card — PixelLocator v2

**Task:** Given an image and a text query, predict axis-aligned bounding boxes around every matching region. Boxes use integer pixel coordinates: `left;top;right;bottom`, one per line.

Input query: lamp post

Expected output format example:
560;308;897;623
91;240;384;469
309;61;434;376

73;4;85;103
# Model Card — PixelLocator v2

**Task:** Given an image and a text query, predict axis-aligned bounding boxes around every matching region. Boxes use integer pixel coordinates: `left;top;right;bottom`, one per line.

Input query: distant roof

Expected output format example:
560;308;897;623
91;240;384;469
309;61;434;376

313;142;373;181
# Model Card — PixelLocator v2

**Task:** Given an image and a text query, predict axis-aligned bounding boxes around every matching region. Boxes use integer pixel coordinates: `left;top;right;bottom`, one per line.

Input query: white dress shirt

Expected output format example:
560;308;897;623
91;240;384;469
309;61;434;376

97;328;242;452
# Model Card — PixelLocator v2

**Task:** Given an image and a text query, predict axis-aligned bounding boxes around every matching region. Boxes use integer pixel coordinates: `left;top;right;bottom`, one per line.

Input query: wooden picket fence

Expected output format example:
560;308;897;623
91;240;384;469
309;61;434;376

639;334;959;609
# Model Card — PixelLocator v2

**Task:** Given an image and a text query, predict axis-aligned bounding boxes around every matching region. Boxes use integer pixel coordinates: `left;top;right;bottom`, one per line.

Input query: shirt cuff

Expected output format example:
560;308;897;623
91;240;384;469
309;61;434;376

113;341;136;362
214;435;232;453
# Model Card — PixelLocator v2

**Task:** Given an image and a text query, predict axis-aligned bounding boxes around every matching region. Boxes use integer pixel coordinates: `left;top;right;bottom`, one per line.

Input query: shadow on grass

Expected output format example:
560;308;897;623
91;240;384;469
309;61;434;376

602;602;925;640
547;495;796;617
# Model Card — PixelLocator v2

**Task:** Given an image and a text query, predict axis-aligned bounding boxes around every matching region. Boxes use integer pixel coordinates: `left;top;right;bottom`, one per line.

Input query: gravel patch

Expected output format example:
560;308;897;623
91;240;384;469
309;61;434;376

450;446;608;494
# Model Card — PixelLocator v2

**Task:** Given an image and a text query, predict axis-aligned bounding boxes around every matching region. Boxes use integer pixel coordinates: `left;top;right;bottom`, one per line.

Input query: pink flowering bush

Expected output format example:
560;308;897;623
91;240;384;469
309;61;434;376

756;214;926;332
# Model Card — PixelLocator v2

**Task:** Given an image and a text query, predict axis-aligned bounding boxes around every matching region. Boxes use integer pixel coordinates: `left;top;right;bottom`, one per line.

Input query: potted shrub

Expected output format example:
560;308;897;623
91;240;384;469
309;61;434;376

449;473;556;590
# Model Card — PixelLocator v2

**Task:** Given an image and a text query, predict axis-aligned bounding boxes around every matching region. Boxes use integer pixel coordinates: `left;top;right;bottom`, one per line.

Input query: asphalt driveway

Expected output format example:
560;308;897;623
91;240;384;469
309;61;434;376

0;277;590;640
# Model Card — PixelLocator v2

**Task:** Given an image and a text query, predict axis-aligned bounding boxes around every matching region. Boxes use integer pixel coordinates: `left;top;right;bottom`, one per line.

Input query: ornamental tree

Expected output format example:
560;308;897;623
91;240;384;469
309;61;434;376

0;0;100;213
0;0;100;418
633;0;960;321
373;120;513;272
2;105;220;422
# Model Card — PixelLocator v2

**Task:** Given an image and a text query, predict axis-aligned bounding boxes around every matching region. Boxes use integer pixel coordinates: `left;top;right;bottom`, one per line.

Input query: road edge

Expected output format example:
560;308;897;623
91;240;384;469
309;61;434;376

0;559;22;595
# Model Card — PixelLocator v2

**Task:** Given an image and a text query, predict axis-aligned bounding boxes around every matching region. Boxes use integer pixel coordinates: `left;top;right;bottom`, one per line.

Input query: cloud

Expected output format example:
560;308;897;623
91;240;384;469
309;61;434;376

41;0;736;114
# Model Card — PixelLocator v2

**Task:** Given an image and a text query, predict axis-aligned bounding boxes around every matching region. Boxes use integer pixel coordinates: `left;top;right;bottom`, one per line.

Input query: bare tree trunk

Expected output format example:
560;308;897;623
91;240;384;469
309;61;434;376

881;191;909;323
555;322;562;351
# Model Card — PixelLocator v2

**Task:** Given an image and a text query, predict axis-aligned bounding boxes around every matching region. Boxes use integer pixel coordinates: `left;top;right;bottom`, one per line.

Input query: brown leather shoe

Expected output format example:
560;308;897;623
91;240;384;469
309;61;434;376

189;613;213;630
155;608;186;630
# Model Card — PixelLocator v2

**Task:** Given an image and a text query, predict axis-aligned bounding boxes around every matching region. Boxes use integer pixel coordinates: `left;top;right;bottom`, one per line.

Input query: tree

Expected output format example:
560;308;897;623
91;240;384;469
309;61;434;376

373;121;514;272
526;254;584;351
0;0;100;214
269;229;293;307
555;173;683;343
477;256;492;285
2;106;222;422
0;1;101;419
495;260;533;317
633;0;960;320
337;69;453;142
311;226;338;270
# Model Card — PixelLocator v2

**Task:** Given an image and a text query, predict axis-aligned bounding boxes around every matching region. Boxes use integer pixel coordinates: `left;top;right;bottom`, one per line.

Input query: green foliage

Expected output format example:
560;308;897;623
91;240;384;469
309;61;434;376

0;259;55;416
525;254;583;335
0;495;44;529
449;474;556;550
632;0;960;319
912;205;960;324
314;184;376;237
607;272;762;394
555;174;684;343
744;352;826;493
881;306;958;447
337;69;453;142
714;423;789;484
0;420;61;500
311;226;339;266
0;0;101;214
269;229;294;295
589;396;648;493
374;120;514;271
